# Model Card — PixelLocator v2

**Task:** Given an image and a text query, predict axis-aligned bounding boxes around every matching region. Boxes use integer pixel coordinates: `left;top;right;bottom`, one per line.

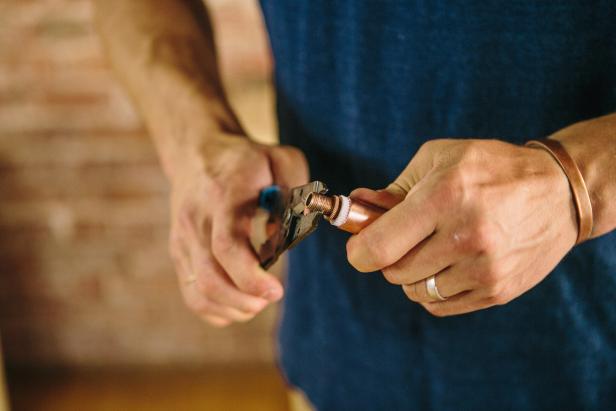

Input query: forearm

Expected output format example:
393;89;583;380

93;0;242;177
550;113;616;238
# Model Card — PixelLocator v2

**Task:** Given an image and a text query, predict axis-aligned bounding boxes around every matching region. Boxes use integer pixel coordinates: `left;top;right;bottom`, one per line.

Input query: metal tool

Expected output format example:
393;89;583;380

257;181;328;269
257;181;387;268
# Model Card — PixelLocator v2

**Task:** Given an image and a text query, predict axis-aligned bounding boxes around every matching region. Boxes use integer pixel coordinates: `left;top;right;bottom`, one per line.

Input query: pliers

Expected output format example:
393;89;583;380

257;181;328;269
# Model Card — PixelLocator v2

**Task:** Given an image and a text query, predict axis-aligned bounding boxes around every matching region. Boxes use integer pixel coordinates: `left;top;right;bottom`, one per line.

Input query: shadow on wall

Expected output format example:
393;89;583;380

0;153;46;366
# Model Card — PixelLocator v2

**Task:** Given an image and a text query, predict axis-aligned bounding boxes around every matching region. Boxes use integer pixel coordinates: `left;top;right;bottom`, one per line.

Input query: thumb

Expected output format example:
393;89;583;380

384;165;422;199
268;145;309;189
386;139;453;197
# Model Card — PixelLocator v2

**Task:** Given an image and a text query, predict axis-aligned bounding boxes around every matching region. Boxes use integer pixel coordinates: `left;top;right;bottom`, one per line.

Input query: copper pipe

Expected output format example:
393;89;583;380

305;193;386;234
341;199;385;233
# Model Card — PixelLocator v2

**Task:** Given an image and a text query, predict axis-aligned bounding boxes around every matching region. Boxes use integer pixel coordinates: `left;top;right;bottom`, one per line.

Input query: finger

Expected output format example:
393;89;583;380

181;279;256;323
401;264;475;303
191;243;270;313
182;214;268;313
211;203;284;302
420;289;488;317
173;232;267;321
202;300;256;322
170;237;211;306
170;238;194;284
386;139;455;195
381;230;464;285
419;269;517;316
346;181;438;272
349;187;404;210
204;273;270;314
269;145;309;188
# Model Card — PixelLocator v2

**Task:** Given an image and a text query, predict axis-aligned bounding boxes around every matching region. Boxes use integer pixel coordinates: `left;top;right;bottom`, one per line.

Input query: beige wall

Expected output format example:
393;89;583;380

0;0;280;368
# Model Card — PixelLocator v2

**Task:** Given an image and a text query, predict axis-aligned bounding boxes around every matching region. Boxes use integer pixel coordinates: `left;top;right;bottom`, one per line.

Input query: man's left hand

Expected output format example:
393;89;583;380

346;139;579;316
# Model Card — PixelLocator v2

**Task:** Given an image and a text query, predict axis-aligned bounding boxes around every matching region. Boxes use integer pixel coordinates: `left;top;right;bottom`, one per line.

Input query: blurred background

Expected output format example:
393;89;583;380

0;0;289;410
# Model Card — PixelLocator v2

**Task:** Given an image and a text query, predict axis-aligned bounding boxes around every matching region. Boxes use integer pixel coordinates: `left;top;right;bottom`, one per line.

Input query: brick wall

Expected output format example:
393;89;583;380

0;0;280;367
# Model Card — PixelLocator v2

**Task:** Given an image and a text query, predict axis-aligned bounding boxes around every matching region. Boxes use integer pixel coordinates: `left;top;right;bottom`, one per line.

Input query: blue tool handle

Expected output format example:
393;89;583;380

258;185;281;213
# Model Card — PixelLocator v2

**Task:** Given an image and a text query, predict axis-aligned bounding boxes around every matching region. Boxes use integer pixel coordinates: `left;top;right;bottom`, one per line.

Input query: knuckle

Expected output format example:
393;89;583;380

450;229;474;254
436;169;467;207
458;140;483;162
485;285;512;305
484;258;507;283
280;145;306;163
484;282;501;298
479;271;496;287
484;293;506;306
476;268;499;288
473;269;492;287
498;290;514;305
417;140;437;156
469;220;500;254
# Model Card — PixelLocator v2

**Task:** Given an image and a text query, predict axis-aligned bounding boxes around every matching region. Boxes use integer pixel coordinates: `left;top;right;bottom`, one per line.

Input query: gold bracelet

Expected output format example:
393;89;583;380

525;139;593;244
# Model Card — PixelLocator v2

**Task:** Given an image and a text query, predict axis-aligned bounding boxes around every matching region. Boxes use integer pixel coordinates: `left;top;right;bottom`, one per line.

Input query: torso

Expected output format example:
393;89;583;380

260;1;616;409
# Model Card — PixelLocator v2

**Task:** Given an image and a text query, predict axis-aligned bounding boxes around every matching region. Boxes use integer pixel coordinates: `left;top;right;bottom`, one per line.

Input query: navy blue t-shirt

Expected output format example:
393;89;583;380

259;1;616;410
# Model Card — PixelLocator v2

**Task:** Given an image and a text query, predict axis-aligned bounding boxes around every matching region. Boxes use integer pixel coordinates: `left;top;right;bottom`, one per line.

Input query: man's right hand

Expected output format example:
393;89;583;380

168;133;308;327
93;0;309;326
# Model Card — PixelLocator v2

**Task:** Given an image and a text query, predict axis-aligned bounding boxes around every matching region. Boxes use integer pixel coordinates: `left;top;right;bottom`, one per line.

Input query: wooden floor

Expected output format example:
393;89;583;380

6;366;290;411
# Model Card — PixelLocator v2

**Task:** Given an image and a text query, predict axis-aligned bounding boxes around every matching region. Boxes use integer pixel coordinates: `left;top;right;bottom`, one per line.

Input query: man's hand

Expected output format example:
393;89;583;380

94;0;311;326
346;139;578;316
169;133;308;327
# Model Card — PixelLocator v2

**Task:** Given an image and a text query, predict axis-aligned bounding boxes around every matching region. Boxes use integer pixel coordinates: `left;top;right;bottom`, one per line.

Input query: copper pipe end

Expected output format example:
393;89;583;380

306;192;386;234
305;193;335;216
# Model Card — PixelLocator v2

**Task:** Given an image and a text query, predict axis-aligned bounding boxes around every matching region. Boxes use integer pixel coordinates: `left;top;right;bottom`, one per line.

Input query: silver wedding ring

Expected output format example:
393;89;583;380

426;274;447;301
